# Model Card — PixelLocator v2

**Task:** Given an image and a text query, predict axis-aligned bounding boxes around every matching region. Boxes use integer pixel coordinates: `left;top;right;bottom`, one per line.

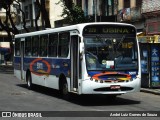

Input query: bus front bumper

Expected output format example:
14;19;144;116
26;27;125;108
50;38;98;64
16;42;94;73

80;78;141;95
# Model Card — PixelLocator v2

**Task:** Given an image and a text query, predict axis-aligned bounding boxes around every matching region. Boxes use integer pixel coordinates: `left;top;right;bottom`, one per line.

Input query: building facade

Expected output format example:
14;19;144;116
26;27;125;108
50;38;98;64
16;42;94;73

19;0;118;28
80;0;118;22
0;7;15;64
135;0;160;43
142;0;160;36
17;0;63;32
117;0;143;32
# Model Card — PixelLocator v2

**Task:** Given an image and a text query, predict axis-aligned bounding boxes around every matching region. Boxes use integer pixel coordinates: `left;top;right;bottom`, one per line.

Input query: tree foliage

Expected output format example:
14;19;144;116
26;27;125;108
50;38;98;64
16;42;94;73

0;0;25;59
0;0;51;39
58;0;91;25
0;0;19;40
0;0;51;59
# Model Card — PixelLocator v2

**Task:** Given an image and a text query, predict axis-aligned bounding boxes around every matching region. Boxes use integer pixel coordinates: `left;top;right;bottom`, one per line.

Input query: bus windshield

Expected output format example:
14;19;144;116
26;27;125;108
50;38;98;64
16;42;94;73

84;35;138;71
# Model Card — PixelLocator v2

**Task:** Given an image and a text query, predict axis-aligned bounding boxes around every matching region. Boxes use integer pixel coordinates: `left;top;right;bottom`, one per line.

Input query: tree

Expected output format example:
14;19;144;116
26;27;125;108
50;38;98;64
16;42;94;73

58;0;91;25
14;0;29;33
0;0;51;62
0;0;20;39
35;0;51;30
0;0;25;62
0;0;51;38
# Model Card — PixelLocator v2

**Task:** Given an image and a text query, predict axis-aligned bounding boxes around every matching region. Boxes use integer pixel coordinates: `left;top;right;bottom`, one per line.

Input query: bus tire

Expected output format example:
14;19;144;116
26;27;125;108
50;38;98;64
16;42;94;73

60;79;70;100
26;72;33;90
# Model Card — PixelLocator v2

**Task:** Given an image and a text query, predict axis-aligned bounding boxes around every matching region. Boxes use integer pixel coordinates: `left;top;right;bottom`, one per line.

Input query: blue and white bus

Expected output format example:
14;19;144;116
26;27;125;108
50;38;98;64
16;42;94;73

14;22;141;99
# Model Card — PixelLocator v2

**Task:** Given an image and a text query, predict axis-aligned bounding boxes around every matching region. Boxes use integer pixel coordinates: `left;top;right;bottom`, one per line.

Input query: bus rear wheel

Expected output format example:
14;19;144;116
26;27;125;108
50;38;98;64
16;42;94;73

26;72;33;90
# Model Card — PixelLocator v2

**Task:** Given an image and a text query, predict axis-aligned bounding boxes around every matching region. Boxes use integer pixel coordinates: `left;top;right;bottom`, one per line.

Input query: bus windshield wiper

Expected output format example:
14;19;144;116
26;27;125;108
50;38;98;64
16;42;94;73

116;35;126;51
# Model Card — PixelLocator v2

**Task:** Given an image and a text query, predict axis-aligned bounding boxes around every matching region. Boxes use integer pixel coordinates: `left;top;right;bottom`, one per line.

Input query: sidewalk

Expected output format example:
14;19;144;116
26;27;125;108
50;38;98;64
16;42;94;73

140;88;160;95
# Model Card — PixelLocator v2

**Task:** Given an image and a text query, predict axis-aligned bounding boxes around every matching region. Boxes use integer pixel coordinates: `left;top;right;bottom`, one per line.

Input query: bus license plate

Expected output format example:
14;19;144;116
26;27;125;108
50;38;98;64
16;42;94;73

110;85;120;89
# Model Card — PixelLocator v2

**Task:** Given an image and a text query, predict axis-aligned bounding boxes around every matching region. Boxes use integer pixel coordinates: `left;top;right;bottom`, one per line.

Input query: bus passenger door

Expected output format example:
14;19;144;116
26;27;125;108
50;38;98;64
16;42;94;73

20;39;25;80
70;35;80;92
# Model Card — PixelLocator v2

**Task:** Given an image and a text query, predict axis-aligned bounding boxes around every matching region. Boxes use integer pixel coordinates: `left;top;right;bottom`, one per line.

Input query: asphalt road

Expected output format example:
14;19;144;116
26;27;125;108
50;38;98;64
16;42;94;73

0;70;160;120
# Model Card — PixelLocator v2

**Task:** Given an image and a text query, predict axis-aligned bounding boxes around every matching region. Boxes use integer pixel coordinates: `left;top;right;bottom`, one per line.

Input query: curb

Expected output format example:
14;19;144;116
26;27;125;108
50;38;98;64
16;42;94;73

140;88;160;95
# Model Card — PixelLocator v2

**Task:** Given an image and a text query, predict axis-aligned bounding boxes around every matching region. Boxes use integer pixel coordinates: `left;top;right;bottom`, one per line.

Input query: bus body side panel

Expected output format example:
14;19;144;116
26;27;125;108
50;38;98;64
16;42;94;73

23;57;71;90
45;75;59;90
45;58;71;90
23;57;45;86
14;56;22;81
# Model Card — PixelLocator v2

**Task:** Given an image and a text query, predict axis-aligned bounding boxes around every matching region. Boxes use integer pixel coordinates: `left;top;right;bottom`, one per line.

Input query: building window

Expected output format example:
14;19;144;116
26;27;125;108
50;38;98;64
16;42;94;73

34;2;39;19
136;0;142;7
100;0;107;16
29;4;33;26
76;0;82;7
24;6;29;20
84;0;88;16
100;0;115;16
108;0;113;15
124;0;130;8
0;1;3;9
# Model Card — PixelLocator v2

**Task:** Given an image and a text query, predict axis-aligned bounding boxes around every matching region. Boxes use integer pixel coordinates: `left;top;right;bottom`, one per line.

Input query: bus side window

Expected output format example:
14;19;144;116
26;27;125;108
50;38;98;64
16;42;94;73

15;39;21;56
32;36;39;57
48;34;58;57
40;35;48;57
58;32;70;57
25;37;32;56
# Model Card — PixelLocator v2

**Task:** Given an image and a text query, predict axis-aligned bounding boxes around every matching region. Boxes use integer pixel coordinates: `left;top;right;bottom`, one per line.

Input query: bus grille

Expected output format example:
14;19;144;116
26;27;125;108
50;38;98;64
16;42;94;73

92;79;132;83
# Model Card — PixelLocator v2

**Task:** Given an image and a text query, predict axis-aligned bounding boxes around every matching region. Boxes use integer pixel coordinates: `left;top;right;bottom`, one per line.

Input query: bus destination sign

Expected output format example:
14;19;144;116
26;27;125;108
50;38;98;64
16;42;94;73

83;25;136;35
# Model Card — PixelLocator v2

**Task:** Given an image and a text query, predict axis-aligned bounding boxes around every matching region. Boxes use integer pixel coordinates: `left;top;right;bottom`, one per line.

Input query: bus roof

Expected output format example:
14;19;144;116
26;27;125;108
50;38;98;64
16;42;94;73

15;22;136;39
